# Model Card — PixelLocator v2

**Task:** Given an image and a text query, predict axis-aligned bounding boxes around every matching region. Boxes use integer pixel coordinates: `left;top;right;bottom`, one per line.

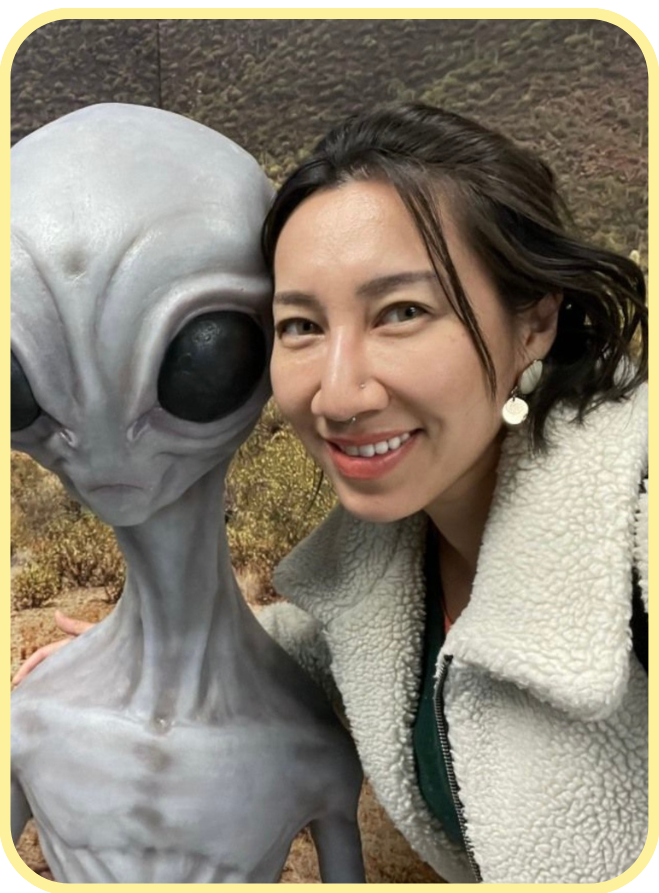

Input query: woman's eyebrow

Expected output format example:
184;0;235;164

273;271;437;308
272;291;321;310
356;270;437;299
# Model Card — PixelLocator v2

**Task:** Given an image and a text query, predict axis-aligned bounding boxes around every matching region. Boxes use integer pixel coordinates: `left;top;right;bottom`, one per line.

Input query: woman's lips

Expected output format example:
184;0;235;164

325;431;418;480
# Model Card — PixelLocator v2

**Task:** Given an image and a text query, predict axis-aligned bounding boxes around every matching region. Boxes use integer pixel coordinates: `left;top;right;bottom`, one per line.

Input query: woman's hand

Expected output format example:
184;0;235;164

12;611;94;685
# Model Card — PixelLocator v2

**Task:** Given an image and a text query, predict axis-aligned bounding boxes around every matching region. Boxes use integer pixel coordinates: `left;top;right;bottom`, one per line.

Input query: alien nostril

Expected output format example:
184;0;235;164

127;413;149;443
59;428;78;448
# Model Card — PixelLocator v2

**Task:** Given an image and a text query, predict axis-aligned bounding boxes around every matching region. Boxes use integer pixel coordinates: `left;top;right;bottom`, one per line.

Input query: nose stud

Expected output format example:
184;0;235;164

338;383;368;424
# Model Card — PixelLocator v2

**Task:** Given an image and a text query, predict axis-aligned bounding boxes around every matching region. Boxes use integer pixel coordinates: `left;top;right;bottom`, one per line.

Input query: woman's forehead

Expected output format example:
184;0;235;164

274;179;474;286
275;182;431;272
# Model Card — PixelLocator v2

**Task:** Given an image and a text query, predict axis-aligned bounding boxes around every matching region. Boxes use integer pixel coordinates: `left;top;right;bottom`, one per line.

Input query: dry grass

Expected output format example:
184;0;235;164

226;401;337;599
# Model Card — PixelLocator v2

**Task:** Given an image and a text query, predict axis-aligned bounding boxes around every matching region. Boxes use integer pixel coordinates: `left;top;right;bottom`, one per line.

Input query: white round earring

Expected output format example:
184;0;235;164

502;359;543;427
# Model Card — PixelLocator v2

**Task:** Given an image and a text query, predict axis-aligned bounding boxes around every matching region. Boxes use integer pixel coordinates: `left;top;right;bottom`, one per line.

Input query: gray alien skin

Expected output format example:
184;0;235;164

10;104;365;883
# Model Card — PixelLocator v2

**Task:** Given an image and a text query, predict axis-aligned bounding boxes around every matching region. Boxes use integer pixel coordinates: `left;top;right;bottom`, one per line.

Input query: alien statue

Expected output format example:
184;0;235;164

10;104;365;883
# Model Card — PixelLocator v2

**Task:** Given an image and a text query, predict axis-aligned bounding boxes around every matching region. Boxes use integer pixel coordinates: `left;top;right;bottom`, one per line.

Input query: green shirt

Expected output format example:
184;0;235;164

412;525;464;847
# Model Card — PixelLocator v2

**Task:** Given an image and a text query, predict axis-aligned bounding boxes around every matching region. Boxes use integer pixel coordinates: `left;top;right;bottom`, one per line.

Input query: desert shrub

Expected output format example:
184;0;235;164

12;452;125;608
40;514;125;598
11;452;81;554
12;513;125;610
12;565;62;610
226;400;336;598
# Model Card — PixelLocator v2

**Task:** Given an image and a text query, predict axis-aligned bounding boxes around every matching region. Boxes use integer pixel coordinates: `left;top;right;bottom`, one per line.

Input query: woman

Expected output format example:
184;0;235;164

15;104;648;883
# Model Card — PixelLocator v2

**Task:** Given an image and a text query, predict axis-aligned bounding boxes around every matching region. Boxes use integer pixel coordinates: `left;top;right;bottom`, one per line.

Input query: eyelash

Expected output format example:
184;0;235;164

275;303;429;340
377;303;428;325
276;318;321;339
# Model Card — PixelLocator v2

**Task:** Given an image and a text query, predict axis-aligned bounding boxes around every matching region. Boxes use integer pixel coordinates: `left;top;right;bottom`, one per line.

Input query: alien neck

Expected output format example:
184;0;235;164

112;463;261;721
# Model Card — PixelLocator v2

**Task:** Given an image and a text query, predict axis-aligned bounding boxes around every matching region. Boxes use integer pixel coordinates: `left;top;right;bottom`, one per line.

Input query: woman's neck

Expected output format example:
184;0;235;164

425;435;502;620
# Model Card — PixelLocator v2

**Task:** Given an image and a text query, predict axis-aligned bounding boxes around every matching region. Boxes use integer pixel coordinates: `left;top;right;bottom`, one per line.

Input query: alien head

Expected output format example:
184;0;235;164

11;104;274;527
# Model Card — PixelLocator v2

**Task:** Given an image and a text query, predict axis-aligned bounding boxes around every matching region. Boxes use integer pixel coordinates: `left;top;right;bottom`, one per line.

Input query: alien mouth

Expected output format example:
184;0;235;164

89;483;145;495
335;432;412;458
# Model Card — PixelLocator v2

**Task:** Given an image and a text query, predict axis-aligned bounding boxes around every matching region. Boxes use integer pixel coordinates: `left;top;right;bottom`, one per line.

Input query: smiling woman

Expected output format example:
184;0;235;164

259;102;648;883
270;179;555;529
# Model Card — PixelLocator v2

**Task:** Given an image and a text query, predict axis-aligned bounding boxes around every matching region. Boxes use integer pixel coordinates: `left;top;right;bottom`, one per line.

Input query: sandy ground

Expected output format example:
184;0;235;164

11;583;443;884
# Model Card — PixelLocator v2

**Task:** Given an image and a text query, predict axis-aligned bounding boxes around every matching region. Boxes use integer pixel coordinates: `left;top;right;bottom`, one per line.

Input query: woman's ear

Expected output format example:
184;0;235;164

519;292;563;360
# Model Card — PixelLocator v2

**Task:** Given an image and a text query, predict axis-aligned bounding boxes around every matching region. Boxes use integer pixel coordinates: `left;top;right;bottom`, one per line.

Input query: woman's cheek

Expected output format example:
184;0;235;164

269;349;289;403
270;363;305;428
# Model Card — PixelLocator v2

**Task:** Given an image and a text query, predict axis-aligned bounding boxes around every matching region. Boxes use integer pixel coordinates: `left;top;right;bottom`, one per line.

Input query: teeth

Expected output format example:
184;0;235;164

338;432;413;458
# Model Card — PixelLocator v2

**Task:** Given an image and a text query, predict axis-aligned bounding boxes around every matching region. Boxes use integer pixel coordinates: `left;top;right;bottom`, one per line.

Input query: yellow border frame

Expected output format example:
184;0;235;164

1;8;655;892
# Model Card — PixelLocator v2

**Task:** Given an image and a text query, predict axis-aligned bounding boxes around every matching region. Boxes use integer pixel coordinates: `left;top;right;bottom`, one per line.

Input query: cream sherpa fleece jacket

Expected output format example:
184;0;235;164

261;386;648;883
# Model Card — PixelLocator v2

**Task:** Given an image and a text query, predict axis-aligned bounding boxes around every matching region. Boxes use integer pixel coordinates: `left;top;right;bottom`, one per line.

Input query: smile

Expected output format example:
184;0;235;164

325;431;418;480
335;432;411;457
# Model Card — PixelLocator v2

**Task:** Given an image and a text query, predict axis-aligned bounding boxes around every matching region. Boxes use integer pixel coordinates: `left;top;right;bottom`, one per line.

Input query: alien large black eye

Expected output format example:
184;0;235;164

11;352;41;431
158;312;267;423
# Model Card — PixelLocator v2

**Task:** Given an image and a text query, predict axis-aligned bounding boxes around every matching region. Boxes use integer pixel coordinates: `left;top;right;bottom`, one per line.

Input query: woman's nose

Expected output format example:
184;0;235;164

310;333;388;422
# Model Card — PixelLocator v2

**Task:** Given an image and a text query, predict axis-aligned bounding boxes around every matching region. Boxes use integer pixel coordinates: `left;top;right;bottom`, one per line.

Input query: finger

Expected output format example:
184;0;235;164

11;639;72;686
54;610;94;636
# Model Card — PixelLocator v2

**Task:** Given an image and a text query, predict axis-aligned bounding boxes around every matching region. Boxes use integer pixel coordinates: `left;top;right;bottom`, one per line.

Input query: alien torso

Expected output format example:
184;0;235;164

12;611;359;883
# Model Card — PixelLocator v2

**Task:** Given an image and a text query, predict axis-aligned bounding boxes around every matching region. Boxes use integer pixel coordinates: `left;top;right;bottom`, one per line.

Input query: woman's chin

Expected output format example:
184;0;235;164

334;487;421;526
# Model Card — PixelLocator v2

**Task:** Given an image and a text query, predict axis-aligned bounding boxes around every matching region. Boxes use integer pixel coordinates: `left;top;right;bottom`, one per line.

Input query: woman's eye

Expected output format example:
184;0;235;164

379;304;427;325
158;311;267;423
277;318;320;338
11;351;41;431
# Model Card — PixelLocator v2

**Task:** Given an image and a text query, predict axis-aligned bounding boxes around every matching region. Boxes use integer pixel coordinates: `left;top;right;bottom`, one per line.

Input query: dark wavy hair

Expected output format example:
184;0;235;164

262;102;647;448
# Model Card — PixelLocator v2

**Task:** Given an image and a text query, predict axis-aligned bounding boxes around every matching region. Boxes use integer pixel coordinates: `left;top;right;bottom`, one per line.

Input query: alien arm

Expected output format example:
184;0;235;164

310;813;365;882
311;737;366;883
11;773;32;844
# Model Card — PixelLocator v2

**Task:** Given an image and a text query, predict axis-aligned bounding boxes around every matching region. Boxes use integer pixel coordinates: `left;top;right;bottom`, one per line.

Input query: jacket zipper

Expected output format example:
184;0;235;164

433;654;482;882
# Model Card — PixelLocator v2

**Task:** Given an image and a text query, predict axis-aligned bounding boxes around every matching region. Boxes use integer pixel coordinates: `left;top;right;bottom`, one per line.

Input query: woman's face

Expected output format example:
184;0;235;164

271;179;550;524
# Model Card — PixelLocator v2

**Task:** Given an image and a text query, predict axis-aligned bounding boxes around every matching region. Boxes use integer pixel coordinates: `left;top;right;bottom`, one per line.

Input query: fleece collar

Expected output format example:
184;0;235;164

274;505;474;881
274;387;648;724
